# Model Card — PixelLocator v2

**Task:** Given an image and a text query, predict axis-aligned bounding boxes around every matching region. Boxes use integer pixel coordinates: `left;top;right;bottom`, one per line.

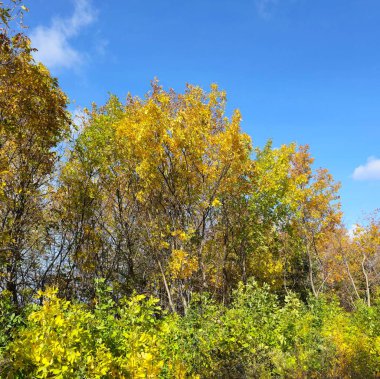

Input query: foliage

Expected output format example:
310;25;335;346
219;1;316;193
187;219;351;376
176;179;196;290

0;289;24;363
57;82;252;310
0;1;380;376
0;0;70;306
4;284;188;378
3;282;380;378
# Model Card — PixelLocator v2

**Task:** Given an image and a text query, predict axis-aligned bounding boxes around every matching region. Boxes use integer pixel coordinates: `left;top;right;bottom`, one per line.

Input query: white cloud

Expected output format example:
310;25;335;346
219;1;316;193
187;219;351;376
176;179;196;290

30;0;97;69
352;157;380;181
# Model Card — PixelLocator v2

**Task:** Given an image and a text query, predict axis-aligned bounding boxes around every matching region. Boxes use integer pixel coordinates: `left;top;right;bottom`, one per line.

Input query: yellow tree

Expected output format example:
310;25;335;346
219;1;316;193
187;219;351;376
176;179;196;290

59;82;252;310
0;1;70;305
294;167;342;297
246;142;342;297
345;215;380;306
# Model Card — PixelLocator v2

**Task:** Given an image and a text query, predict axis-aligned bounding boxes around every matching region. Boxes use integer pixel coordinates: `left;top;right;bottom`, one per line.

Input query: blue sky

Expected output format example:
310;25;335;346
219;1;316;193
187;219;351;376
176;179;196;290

25;0;380;227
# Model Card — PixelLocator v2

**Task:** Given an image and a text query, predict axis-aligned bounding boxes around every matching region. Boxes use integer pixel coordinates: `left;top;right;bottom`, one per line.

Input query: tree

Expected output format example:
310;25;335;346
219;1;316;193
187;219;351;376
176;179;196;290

342;214;380;306
58;82;252;310
245;142;342;298
0;1;70;305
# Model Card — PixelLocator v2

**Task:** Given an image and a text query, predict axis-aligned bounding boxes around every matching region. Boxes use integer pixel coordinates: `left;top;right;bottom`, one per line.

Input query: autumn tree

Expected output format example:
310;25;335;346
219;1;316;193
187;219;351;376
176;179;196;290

241;142;342;299
339;214;380;307
0;1;70;305
57;83;252;310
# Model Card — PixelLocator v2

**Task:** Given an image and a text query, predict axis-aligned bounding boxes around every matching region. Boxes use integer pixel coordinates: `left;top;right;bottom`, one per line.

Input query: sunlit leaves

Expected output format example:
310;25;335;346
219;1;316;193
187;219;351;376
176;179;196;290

58;81;252;308
0;1;70;305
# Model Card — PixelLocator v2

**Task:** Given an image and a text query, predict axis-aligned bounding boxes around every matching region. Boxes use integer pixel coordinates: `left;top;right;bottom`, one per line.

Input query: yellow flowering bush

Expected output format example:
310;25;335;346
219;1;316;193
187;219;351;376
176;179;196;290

5;286;185;378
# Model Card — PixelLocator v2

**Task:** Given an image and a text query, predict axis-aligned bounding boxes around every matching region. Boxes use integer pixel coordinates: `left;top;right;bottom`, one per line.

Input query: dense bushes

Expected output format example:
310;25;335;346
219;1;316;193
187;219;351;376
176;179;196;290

2;282;186;378
1;280;380;378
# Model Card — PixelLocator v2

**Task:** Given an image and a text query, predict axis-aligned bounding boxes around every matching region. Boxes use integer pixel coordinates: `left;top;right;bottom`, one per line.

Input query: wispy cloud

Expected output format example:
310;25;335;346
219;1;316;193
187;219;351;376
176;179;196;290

95;38;109;56
255;0;299;19
255;0;279;19
30;0;97;69
352;157;380;181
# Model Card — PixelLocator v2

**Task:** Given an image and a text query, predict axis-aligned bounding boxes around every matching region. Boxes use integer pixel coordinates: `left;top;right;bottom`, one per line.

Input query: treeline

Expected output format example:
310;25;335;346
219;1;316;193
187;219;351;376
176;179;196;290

1;1;380;377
